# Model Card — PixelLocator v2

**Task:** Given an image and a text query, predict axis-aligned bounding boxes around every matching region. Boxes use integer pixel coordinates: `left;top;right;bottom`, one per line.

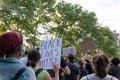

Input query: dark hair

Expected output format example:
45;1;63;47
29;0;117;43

78;59;84;66
68;54;75;62
25;50;29;55
111;57;120;66
27;49;40;67
92;53;109;78
35;47;39;51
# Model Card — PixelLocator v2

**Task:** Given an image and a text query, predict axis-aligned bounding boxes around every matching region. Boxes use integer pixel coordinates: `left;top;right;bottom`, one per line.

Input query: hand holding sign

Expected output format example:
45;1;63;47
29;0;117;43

53;62;59;73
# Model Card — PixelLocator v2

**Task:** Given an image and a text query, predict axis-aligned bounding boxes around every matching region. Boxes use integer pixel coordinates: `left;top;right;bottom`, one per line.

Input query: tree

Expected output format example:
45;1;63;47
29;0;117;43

45;1;118;57
0;0;118;57
92;26;119;57
0;0;56;49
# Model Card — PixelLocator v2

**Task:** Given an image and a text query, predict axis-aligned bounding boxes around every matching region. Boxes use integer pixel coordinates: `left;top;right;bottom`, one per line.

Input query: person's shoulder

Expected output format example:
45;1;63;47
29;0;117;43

23;67;35;75
106;75;118;80
39;69;47;77
80;74;94;80
112;77;119;80
80;76;87;80
17;67;36;80
73;63;79;67
40;69;47;74
25;67;35;74
72;63;79;70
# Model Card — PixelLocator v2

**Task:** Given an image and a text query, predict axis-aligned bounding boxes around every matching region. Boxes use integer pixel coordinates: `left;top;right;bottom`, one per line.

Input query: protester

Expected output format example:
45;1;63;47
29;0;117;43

27;49;59;80
108;57;120;79
20;50;29;65
65;54;80;80
59;56;71;79
20;47;39;65
81;53;118;80
0;31;36;80
82;54;93;74
78;59;88;79
47;56;70;80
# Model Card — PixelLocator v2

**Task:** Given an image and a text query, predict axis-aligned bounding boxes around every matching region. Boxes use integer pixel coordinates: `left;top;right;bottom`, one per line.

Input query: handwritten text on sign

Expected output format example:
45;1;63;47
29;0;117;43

39;38;62;69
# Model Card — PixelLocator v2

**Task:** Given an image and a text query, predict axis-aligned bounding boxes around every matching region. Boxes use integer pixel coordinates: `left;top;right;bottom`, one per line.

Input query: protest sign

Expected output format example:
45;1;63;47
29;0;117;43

39;38;62;69
62;46;76;56
80;39;96;54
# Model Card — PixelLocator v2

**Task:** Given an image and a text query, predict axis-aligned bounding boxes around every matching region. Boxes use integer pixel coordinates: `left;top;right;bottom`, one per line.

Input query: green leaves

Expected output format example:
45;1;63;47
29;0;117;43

47;1;118;57
0;0;118;57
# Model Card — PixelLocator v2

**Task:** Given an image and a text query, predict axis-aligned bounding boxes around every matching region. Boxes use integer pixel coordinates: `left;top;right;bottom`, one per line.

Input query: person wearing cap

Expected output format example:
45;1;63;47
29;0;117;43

0;32;36;80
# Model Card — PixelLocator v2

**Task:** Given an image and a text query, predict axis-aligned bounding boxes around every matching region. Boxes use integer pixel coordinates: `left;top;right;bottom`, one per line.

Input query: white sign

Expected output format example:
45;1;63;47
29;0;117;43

39;38;62;69
62;46;76;56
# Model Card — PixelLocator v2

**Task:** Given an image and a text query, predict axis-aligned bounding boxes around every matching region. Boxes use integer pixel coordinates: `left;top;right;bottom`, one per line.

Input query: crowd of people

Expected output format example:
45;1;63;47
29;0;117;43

0;31;120;80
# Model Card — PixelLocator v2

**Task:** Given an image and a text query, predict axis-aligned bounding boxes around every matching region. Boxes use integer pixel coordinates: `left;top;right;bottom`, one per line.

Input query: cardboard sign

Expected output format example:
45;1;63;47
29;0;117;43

39;38;62;69
62;46;76;56
80;39;96;53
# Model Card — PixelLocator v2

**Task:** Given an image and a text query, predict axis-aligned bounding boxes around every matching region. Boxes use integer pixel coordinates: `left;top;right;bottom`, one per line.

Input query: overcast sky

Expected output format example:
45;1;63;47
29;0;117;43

64;0;120;33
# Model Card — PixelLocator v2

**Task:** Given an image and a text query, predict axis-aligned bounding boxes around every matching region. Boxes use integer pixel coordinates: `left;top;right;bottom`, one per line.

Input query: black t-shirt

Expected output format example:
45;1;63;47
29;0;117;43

47;56;67;79
79;66;88;79
85;61;93;74
61;56;67;68
65;62;80;80
108;66;120;79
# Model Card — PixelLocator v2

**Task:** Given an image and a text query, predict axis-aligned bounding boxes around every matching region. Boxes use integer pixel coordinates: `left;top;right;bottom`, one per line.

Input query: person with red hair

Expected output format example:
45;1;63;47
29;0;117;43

0;32;36;80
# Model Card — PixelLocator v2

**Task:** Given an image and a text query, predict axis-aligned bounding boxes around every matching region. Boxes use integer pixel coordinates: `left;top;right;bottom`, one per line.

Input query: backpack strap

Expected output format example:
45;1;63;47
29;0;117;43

35;68;44;77
111;76;113;80
12;67;27;80
87;75;89;80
